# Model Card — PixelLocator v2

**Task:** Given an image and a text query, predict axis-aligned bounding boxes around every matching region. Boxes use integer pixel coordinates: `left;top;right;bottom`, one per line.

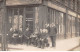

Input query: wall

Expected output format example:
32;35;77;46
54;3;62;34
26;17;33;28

38;6;48;29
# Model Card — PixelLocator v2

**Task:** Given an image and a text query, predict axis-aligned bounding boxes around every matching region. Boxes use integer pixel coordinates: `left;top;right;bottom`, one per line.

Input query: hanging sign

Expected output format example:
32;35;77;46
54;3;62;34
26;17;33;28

6;0;42;6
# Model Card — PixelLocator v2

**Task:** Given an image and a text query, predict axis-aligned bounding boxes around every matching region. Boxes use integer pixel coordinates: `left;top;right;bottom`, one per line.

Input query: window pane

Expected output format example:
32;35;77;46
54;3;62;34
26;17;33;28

72;16;75;37
59;12;64;39
55;11;65;39
66;15;72;38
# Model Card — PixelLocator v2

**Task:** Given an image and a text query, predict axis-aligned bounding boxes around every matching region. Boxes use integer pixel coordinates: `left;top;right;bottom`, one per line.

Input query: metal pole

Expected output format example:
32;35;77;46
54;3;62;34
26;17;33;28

1;0;7;51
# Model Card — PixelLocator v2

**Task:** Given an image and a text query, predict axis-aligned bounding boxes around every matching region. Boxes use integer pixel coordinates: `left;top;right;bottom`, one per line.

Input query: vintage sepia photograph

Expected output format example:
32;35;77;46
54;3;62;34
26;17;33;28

0;0;80;51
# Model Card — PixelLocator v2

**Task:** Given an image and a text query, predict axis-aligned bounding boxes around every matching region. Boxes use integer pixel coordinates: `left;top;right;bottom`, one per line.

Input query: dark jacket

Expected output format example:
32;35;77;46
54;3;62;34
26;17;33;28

51;26;57;36
47;26;57;36
24;30;31;37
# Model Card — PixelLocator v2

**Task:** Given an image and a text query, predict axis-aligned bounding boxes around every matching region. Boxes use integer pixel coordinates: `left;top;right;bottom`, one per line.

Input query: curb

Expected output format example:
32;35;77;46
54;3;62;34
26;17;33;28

68;45;80;51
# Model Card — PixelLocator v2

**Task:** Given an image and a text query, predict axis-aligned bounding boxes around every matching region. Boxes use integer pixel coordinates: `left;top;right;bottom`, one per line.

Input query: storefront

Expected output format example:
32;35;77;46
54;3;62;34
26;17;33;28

7;6;35;37
0;0;80;51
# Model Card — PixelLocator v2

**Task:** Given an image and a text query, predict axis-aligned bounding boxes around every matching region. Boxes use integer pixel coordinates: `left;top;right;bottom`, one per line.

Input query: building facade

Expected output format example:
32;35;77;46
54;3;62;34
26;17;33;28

6;0;80;39
0;0;80;51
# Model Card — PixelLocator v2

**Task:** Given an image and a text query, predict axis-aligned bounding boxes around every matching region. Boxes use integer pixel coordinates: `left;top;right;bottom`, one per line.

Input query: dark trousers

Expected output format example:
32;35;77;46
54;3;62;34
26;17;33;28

50;36;56;47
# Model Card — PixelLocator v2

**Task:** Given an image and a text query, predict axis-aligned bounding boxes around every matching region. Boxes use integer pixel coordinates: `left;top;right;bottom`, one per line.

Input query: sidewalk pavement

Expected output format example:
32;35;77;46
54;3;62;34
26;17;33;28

7;37;80;51
72;46;80;51
0;37;80;51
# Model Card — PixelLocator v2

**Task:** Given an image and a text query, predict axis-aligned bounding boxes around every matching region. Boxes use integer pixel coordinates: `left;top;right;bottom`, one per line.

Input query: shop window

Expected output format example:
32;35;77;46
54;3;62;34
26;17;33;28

8;8;23;33
72;16;75;37
66;15;72;38
13;14;18;30
75;18;79;37
48;8;55;25
55;11;59;39
58;12;64;39
8;9;12;24
55;11;64;39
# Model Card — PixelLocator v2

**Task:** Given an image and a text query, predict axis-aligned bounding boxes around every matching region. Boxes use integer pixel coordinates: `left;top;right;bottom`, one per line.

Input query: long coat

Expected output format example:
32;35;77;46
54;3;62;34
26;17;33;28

51;26;57;36
47;26;57;36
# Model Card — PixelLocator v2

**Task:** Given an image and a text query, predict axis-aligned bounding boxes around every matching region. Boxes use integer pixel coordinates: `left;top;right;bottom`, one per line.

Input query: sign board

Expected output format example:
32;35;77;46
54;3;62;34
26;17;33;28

6;0;42;6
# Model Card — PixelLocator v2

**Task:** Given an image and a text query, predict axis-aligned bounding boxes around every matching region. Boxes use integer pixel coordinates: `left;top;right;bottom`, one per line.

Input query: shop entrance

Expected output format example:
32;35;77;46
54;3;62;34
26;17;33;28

7;7;34;44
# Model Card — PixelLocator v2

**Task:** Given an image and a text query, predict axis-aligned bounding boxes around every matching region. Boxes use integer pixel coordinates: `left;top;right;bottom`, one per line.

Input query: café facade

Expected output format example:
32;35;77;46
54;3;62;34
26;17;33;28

0;0;80;51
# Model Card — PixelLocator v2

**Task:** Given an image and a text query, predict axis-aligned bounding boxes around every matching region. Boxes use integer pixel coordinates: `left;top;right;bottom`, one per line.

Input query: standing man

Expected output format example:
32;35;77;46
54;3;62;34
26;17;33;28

46;23;57;47
50;23;57;47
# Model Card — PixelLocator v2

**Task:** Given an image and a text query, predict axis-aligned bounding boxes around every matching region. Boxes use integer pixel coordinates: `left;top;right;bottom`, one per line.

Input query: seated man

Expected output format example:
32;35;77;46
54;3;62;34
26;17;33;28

30;33;37;46
37;29;49;49
23;28;32;45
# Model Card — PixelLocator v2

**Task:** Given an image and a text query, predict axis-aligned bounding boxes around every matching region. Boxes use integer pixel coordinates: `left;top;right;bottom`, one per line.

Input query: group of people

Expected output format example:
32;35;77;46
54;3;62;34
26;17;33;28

7;23;57;49
22;27;49;49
